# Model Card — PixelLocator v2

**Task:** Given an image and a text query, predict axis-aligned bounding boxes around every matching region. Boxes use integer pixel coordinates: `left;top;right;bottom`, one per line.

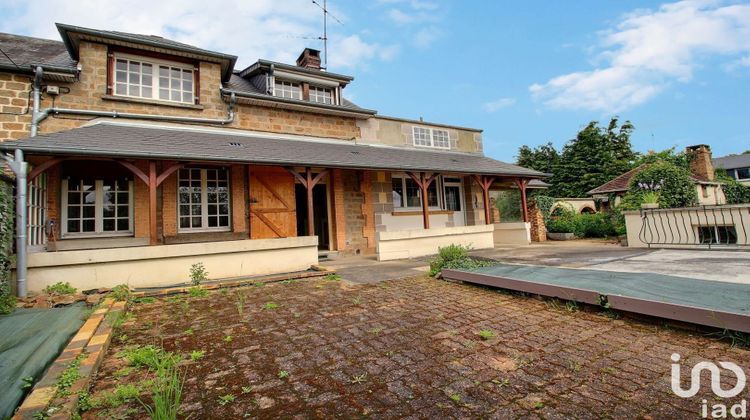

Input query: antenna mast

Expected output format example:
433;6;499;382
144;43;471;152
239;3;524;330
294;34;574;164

312;0;343;70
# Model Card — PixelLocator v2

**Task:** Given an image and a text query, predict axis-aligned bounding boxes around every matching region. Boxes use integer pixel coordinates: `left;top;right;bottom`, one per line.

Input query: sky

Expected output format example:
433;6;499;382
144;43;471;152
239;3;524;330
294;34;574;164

1;0;749;163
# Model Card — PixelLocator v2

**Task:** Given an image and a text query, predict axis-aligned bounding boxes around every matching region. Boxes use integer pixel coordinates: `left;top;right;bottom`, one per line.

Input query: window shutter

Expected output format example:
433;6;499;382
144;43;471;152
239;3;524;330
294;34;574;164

106;51;115;95
194;64;200;105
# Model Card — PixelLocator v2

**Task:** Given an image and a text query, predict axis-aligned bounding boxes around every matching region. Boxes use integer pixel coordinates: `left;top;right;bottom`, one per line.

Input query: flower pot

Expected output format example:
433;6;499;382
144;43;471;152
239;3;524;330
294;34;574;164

641;203;659;209
547;232;575;241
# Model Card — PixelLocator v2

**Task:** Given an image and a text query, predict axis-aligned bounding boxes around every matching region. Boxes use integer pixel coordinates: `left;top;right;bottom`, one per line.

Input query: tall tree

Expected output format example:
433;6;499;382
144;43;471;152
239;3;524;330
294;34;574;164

516;142;560;174
550;118;636;197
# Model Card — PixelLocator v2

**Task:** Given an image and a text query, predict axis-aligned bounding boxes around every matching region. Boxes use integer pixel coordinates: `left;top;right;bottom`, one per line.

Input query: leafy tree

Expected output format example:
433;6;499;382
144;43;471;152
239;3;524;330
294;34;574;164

633;148;689;170
516;142;560;175
549;118;636;197
715;169;750;204
624;162;698;208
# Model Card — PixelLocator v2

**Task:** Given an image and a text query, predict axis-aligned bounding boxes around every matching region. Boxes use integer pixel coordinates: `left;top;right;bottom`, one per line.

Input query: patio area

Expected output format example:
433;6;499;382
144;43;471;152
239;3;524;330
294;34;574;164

84;274;749;418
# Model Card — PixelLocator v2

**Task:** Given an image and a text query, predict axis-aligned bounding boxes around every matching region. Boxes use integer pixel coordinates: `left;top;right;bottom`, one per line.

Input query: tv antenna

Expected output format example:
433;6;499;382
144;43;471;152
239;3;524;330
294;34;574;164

311;0;343;70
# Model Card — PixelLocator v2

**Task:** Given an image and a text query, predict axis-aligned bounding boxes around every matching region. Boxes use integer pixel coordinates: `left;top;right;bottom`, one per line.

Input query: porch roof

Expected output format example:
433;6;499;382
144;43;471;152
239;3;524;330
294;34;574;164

0;122;547;178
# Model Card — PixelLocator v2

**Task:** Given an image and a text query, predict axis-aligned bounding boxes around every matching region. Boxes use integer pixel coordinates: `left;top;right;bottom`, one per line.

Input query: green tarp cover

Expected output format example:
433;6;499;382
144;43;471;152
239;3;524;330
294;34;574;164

470;264;750;315
0;304;86;419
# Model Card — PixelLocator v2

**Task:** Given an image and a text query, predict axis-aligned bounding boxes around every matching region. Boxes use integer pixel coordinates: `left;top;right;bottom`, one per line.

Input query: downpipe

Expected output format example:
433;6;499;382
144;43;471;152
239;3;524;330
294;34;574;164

1;150;28;297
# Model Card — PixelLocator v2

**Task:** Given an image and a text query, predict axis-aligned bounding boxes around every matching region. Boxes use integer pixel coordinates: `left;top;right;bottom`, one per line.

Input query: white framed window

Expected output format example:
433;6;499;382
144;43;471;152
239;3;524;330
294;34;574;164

274;80;301;100
412;126;451;149
114;54;194;104
735;167;750;180
391;175;441;210
178;168;231;232
61;177;133;237
309;86;333;104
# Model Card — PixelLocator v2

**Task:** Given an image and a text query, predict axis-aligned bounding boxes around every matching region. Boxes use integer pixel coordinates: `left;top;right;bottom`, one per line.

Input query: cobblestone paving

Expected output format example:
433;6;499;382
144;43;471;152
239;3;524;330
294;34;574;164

88;276;750;419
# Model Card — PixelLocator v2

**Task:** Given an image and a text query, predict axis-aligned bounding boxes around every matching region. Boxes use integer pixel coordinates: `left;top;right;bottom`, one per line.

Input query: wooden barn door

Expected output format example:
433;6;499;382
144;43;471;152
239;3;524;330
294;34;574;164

249;167;297;238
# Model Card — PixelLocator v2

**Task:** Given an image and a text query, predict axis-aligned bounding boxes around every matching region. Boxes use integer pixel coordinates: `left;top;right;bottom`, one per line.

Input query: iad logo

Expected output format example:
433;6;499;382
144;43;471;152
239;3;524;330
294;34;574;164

671;353;747;418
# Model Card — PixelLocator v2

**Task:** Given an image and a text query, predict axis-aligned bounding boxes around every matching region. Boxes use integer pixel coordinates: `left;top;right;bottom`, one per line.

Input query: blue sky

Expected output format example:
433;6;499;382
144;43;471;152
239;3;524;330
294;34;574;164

2;0;749;162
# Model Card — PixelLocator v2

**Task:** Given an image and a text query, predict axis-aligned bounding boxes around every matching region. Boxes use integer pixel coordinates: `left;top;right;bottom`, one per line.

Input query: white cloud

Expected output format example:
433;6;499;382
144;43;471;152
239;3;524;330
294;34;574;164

530;0;750;112
483;97;516;113
0;0;397;71
413;26;441;48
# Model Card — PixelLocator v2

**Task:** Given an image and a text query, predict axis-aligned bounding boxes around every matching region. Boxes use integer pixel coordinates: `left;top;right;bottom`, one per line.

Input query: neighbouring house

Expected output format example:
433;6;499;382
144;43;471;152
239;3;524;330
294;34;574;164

713;153;750;186
587;145;726;209
0;24;546;294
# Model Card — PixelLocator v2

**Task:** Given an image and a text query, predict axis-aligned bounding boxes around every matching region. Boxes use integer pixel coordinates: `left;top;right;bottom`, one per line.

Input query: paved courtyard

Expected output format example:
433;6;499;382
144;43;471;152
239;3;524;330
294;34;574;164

86;274;749;418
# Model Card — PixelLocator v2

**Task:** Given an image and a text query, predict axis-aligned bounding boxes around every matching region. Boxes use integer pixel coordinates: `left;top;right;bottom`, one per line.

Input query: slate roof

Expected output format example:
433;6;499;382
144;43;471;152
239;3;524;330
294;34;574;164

0;122;546;178
0;32;77;73
587;165;649;195
713;154;750;170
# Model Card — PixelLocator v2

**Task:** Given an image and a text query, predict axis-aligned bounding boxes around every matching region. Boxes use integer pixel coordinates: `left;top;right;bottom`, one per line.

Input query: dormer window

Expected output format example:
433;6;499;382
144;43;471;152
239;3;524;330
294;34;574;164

112;53;196;104
412;126;450;149
309;86;333;104
274;80;301;100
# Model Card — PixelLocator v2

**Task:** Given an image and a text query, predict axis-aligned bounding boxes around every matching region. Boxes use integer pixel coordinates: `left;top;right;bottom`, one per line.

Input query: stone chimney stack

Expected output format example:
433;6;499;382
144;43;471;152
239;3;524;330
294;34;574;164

686;144;715;181
296;48;322;70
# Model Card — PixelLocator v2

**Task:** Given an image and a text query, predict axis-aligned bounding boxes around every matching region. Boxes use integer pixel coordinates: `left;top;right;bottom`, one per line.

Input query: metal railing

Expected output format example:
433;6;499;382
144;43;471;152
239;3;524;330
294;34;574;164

638;204;750;249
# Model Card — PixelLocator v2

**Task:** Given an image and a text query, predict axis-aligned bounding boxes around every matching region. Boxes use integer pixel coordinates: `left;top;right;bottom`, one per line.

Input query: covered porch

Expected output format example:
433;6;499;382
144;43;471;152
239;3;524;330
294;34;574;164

1;121;546;293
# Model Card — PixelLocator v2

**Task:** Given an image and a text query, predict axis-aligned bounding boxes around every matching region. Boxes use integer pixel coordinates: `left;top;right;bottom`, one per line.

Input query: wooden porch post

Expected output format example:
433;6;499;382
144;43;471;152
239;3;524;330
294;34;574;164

405;171;437;229
515;178;529;223
472;175;496;225
305;167;315;236
148;161;157;245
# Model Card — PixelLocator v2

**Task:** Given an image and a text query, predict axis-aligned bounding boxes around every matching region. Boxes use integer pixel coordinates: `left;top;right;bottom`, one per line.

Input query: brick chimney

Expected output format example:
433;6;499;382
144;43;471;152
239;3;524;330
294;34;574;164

296;48;321;70
686;144;715;181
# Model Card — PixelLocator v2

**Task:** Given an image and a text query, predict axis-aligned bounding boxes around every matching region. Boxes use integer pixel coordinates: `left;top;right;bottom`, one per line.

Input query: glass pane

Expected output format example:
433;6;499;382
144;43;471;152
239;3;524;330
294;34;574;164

171;90;180;101
117;192;128;204
117;205;128;217
180;217;190;229
208;205;217;215
82;219;95;232
68;192;81;205
445;186;460;211
405;179;421;207
208;216;218;227
116;59;127;71
160;66;168;77
103;219;115;231
116;84;127;95
117;219;129;231
68;206;80;219
191;204;201;215
142;63;152;75
82;206;95;218
142;87;152;98
192;217;202;228
131;86;141;97
67;220;80;232
129;72;139;84
391;178;403;208
427;182;439;207
179;205;190;216
103;205;115;217
160;89;169;100
219;216;229;227
129;62;139;72
116;71;126;83
171;68;180;79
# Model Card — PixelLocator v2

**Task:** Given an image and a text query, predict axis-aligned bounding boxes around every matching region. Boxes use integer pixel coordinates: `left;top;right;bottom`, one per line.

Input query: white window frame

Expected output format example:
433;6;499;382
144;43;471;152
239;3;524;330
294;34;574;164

734;167;750;181
412;126;451;149
61;178;134;238
309;85;333;104
273;79;302;100
391;174;443;211
113;53;195;104
177;168;232;233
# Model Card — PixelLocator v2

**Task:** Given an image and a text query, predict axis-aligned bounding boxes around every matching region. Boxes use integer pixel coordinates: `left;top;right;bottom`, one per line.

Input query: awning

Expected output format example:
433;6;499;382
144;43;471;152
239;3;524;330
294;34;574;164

0;122;547;178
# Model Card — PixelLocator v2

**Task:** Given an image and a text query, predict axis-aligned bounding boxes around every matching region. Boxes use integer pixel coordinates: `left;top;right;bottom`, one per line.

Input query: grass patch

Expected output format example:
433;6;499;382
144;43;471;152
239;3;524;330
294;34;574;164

478;329;494;340
189;350;205;361
217;394;235;406
187;286;208;298
44;282;77;295
263;302;279;310
278;370;289;379
118;345;180;370
55;353;86;397
429;244;496;276
90;384;141;409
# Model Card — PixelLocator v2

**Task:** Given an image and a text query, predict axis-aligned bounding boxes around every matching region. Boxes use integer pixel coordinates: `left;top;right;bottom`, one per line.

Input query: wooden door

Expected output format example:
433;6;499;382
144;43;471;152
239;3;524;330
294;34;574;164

249;167;297;238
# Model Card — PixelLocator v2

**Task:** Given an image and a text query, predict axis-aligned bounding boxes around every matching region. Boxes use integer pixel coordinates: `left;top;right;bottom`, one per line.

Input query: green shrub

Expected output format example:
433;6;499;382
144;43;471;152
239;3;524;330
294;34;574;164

44;282;77;295
716;170;750;204
628;162;698;208
546;211;617;238
428;244;495;276
189;262;208;285
0;180;14;315
111;284;132;302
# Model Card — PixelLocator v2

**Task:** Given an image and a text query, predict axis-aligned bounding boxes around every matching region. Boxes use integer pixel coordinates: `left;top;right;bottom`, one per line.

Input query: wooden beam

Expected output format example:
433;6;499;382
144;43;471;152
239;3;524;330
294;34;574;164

148;161;157;245
306;167;314;236
406;171;438;229
516;178;529;223
28;157;65;181
155;162;184;187
472;175;495;225
118;160;150;185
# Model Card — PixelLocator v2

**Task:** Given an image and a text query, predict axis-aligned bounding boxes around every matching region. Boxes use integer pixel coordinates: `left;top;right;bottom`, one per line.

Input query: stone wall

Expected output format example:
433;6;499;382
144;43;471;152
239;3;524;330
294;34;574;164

0;72;32;140
356;117;483;153
528;199;546;242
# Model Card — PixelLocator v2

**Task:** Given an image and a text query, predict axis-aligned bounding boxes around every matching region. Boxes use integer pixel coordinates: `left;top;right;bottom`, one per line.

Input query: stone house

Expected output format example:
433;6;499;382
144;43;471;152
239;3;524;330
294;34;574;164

0;24;545;293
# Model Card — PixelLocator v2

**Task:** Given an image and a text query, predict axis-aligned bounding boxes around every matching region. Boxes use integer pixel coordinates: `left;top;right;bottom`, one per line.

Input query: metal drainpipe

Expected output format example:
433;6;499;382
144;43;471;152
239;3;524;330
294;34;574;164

1;150;28;298
30;66;43;137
